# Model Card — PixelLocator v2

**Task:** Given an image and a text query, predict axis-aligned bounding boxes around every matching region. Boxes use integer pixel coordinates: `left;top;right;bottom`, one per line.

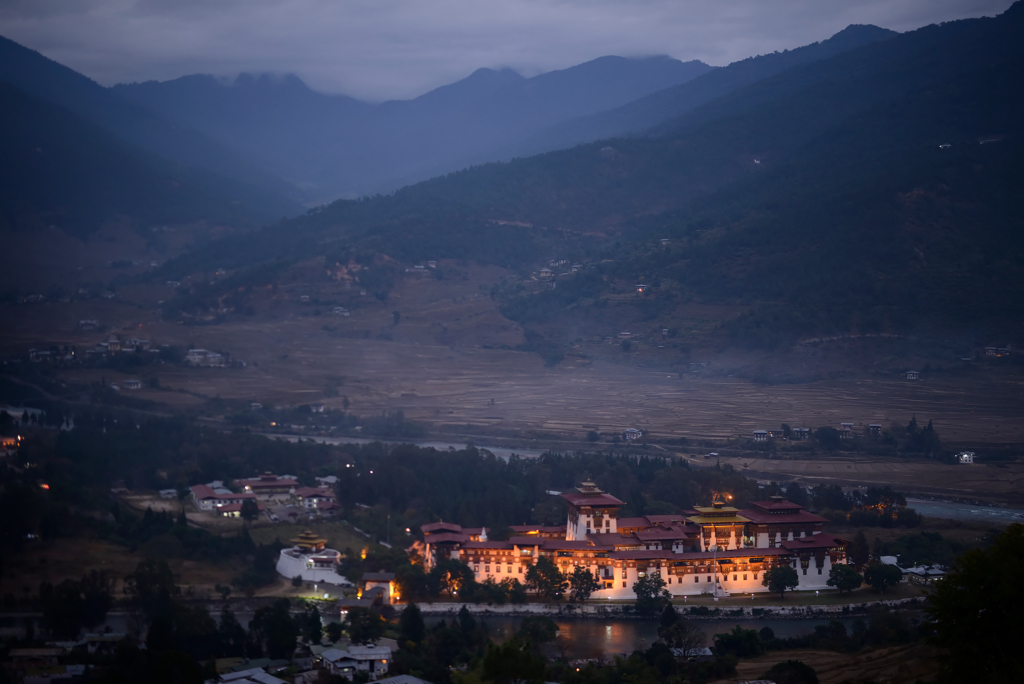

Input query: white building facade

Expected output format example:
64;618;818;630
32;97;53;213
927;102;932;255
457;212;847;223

422;485;847;599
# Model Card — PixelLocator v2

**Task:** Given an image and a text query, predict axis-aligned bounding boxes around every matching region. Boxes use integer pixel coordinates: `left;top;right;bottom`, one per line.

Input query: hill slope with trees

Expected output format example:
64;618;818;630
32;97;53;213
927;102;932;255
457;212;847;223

150;3;1024;351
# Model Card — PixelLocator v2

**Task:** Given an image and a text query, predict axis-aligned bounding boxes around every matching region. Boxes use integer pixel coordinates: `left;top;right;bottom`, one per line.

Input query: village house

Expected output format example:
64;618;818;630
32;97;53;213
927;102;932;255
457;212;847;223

635;284;648;293
752;430;769;442
361;572;398;604
186;349;209;365
218;501;265;518
189;484;258;512
294;486;336;509
124;379;142;390
421;484;846;600
767;429;785;439
904;370;919;380
79;320;99;330
868;424;882;436
793;427;811;440
318;645;391;681
238;473;299;499
623;428;643;441
957;451;975;464
539;268;553;278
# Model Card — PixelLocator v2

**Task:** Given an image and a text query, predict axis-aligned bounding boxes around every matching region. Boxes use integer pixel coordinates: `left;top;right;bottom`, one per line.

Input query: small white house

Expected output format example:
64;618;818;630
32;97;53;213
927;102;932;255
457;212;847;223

904;370;919;380
623;428;643;441
753;430;769;442
957;451;975;464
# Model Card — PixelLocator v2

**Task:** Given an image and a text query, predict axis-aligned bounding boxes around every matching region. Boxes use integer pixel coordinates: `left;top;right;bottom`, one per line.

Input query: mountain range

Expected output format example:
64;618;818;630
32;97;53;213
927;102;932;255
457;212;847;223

112;56;713;201
152;2;1024;353
2;2;1022;355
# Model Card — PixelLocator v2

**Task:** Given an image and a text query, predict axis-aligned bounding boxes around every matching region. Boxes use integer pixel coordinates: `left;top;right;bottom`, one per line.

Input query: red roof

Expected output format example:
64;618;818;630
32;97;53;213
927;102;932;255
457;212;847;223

616;517;650;529
559;491;625;508
294;486;334;499
238;476;298;489
190;485;255;501
423;532;467;544
738;508;828;525
316;500;341;510
463;541;514;550
508;536;538;546
509;525;564;533
191;484;216;500
636;526;696;541
422;522;463;534
541;539;609;551
781;534;849;551
644;514;690;525
585;532;641;547
749;499;805;512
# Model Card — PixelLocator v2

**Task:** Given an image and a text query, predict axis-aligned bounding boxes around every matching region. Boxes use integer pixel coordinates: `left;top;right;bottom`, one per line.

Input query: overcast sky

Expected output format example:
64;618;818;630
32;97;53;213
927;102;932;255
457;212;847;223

0;0;1014;101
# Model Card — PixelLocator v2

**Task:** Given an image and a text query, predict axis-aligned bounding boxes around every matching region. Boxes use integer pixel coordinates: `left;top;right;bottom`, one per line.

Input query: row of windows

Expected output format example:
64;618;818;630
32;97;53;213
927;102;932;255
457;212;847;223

474;565;523;574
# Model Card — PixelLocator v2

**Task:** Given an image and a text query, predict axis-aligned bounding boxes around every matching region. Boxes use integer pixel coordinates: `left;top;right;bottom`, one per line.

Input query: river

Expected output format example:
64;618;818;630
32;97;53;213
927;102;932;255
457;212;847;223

905;498;1024;525
259;433;546;460
425;615;865;660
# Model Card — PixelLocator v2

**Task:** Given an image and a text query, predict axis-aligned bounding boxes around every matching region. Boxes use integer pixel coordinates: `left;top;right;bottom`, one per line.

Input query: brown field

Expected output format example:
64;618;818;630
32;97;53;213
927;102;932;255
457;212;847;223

4;260;1024;505
716;643;939;684
0;537;236;600
700;456;1024;502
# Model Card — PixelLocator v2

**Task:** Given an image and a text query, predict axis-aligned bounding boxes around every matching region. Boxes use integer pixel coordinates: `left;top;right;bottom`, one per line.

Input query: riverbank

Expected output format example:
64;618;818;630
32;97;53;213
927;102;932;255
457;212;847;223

415;596;923;619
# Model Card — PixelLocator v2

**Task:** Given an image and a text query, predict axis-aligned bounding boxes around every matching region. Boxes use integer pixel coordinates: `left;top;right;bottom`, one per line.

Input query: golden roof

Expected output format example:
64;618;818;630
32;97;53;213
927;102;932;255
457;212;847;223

290;529;328;549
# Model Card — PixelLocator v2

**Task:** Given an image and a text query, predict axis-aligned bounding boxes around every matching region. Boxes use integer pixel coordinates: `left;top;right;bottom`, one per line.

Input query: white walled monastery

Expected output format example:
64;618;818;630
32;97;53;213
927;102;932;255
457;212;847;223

422;482;849;599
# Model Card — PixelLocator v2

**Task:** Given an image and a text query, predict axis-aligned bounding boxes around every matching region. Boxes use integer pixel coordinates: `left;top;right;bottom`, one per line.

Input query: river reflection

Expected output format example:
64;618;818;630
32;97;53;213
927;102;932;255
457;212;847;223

425;615;859;660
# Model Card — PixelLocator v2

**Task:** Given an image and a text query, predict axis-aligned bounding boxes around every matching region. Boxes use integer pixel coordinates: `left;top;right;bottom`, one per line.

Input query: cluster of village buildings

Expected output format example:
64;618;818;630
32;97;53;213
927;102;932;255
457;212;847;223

2;630;410;684
420;482;849;599
189;473;340;520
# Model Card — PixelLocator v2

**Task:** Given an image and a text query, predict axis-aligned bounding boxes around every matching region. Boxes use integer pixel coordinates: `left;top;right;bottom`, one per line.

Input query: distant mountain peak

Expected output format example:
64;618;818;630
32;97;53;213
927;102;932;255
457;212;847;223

825;24;899;46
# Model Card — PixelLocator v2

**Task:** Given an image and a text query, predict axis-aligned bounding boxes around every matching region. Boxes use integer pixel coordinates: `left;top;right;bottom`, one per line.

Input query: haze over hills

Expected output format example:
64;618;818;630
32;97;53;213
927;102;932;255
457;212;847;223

0;36;302;212
152;2;1024;359
495;23;898;160
0;82;288;237
113;56;713;201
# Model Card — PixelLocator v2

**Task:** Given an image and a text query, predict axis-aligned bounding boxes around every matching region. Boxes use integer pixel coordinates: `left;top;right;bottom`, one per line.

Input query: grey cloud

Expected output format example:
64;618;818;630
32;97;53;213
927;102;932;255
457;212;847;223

0;0;1014;100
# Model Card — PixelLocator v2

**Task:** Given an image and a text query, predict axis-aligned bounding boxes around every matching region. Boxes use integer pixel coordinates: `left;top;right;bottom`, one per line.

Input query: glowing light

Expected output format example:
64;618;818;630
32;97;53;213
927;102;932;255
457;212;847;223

40;483;49;489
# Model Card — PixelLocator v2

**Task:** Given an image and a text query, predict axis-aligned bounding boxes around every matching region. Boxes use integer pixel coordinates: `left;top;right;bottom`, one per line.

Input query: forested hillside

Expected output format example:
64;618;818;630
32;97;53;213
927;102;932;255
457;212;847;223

153;3;1024;350
498;23;897;159
0;82;292;236
0;36;301;210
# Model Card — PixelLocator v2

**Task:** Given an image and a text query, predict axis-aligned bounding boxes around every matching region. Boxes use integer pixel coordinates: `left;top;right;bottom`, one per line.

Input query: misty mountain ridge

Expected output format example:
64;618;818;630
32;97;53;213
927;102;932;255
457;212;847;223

113;55;713;200
0;35;302;210
0;81;288;236
152;2;1024;352
498;23;898;160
